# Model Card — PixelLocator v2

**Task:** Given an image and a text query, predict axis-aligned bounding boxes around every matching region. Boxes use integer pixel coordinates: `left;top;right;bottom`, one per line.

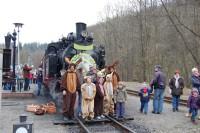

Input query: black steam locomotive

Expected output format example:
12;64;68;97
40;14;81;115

42;22;105;109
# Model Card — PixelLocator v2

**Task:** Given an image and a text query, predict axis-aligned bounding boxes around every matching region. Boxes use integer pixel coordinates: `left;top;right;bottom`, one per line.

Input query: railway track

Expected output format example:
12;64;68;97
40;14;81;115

75;116;136;133
126;89;187;106
75;117;91;133
105;115;136;133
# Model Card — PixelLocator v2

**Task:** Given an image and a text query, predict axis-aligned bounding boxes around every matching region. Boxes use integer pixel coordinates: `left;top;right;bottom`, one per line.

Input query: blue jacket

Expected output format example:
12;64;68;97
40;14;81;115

37;71;43;83
139;87;153;102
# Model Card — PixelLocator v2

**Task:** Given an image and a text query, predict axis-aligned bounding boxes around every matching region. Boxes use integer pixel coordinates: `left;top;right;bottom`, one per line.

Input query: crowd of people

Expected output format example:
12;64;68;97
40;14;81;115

60;63;126;121
2;64;43;96
139;65;200;125
15;61;200;125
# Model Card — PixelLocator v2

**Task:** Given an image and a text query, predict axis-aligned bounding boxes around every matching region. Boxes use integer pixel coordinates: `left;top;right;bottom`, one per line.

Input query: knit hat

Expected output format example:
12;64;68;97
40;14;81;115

192;67;198;73
143;88;148;93
192;88;199;93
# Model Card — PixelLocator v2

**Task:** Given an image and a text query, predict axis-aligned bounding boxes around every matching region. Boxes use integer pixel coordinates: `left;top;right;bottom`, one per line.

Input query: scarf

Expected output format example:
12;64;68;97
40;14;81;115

66;72;77;93
174;75;180;89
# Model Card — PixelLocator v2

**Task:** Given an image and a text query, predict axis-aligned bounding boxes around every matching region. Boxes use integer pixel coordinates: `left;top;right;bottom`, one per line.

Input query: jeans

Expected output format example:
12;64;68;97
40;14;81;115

24;78;30;91
191;108;198;121
140;101;149;113
116;102;125;118
172;95;180;109
37;82;42;96
153;89;164;113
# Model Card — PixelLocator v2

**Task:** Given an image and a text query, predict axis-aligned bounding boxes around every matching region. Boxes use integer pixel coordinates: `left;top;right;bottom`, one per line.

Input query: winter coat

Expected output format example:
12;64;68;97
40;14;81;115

169;77;184;96
114;86;127;103
23;66;32;79
150;71;166;89
139;87;153;102
95;83;105;100
37;71;43;83
191;75;200;91
187;95;200;109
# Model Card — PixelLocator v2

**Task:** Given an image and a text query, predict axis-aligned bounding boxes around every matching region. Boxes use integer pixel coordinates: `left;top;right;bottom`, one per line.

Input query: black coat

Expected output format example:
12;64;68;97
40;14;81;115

169;77;184;96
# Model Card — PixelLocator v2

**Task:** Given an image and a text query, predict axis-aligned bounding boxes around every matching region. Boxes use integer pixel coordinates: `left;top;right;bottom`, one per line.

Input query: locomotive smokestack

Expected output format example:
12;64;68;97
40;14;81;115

76;22;87;40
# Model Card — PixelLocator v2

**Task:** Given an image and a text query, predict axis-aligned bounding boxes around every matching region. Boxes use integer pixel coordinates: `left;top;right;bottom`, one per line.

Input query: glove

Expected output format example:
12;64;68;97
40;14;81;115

63;90;66;95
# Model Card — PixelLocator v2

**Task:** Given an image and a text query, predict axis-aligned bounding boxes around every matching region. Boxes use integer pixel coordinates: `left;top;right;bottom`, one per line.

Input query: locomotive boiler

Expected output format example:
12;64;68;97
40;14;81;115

42;22;105;110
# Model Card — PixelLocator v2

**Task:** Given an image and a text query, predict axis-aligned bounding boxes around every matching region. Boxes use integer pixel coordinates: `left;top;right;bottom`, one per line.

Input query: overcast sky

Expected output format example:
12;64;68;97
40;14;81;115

0;0;113;44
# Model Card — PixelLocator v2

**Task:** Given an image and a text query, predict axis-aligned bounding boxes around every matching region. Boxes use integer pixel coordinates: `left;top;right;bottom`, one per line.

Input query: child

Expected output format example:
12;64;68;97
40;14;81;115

185;90;193;117
81;76;96;120
104;74;114;116
139;83;153;114
187;88;200;124
114;82;127;119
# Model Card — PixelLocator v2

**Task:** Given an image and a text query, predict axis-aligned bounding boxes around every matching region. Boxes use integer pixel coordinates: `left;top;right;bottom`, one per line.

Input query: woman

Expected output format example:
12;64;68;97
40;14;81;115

169;70;184;112
94;77;105;119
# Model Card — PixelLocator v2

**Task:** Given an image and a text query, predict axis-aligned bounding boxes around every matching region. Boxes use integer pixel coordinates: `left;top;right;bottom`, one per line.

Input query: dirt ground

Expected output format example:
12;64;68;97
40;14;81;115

0;83;199;133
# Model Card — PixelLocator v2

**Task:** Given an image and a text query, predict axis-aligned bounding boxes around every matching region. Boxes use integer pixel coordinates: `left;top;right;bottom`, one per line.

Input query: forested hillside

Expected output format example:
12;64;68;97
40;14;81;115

88;0;200;86
20;43;48;67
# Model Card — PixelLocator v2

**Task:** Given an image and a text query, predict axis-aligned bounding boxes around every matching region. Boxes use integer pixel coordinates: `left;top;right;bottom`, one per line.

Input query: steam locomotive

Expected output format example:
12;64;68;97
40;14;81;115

42;22;105;109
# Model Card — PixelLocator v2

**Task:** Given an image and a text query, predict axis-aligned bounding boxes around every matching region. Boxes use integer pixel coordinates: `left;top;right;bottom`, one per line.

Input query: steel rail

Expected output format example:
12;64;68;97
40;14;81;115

126;89;187;106
105;115;136;133
75;117;91;133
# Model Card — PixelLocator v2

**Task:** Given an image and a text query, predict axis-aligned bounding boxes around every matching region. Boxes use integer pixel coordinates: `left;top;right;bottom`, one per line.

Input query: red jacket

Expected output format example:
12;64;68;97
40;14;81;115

23;66;32;79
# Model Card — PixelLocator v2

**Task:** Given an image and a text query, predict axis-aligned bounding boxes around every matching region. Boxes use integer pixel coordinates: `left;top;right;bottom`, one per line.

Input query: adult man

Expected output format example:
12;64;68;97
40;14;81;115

169;70;184;112
150;65;166;114
61;64;80;120
23;64;32;91
36;68;43;96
